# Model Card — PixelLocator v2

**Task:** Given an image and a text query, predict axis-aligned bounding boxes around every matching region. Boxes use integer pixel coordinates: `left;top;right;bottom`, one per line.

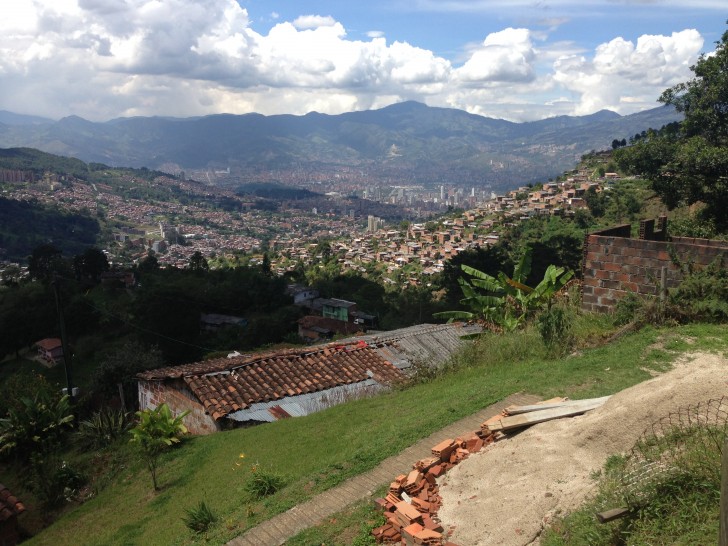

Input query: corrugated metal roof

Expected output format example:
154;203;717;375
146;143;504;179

337;323;482;370
227;379;381;423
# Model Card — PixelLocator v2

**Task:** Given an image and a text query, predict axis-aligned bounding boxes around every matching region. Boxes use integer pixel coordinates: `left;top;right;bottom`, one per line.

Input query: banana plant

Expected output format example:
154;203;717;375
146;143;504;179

434;248;573;332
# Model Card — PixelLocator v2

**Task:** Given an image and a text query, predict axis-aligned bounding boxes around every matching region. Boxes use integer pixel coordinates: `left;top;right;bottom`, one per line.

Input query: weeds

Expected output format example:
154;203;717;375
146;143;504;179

537;306;574;356
183;500;217;533
245;463;286;499
613;254;728;329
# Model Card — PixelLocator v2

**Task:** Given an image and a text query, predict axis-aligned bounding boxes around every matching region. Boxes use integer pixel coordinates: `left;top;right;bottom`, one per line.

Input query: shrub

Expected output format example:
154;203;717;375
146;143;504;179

129;403;189;491
669;256;728;322
614;255;728;328
244;464;285;499
77;407;131;448
0;392;74;464
537;306;574;355
183;500;217;533
30;455;86;509
613;292;643;326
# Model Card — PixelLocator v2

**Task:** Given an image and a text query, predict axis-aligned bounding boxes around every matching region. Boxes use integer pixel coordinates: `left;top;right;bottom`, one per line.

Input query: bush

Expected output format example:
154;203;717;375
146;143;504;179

613;292;643;326
30;455;86;508
244;464;285;499
537;306;574;355
183;500;217;533
76;407;131;448
669;257;728;322
614;255;728;328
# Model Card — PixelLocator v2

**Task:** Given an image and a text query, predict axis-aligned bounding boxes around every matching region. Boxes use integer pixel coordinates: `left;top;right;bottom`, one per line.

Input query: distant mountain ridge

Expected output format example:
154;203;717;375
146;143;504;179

0;102;681;189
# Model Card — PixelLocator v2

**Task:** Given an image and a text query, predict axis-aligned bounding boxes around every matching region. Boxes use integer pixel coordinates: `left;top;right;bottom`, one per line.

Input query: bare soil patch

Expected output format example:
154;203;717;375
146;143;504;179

438;352;728;545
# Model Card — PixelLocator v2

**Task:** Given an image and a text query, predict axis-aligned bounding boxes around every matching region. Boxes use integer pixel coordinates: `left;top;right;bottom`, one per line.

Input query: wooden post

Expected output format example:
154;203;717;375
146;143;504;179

720;438;728;546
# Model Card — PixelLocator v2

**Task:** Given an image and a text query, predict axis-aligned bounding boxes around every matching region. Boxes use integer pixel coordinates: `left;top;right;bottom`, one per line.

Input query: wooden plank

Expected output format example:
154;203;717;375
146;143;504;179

596;507;629;523
485;396;610;432
504;397;606;415
503;396;568;415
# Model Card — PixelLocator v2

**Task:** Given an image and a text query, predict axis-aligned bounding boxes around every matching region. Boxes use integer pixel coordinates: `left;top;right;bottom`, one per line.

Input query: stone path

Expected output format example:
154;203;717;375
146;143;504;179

227;392;539;546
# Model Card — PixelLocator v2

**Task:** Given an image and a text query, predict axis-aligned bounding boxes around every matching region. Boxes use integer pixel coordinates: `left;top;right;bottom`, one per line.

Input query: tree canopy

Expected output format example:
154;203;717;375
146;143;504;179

615;26;728;230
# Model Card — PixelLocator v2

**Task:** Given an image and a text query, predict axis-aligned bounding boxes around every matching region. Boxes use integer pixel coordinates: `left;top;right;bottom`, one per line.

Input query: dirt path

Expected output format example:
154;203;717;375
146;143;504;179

438;351;728;546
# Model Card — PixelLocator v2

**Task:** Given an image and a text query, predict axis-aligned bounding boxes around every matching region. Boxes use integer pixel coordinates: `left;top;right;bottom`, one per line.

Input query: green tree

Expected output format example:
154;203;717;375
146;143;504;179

615;26;728;229
188;251;209;273
73;247;110;285
137;250;160;274
28;243;68;283
92;340;165;411
260;252;272;276
129;403;190;491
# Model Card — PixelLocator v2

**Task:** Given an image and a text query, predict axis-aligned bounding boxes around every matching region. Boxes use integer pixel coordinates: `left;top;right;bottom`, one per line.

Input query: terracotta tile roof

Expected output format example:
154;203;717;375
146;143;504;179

139;342;403;420
297;315;363;336
35;338;62;350
0;484;25;522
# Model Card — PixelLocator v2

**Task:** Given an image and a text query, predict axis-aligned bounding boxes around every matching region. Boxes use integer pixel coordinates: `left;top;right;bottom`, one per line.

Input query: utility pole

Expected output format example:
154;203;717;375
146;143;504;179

52;274;75;403
720;437;728;546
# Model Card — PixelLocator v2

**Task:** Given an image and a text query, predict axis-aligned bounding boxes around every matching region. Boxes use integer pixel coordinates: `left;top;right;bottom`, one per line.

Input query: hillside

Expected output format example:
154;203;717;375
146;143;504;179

6;323;725;546
0;102;681;190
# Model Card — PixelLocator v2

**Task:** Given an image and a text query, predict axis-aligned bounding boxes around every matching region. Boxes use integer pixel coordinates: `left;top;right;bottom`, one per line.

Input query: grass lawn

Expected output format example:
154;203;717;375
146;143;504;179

9;321;727;546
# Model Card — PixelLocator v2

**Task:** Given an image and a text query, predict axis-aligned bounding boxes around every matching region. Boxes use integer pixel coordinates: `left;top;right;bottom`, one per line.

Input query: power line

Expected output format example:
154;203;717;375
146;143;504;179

50;273;222;353
78;297;219;353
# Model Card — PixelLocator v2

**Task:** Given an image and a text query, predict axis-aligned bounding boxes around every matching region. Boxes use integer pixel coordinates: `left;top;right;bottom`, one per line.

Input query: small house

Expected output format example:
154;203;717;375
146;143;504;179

318;298;357;322
137;342;404;434
137;323;482;435
35;338;63;366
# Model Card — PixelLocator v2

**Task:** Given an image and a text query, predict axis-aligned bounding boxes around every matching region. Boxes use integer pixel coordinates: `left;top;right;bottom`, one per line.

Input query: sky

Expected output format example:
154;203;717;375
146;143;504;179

0;0;725;123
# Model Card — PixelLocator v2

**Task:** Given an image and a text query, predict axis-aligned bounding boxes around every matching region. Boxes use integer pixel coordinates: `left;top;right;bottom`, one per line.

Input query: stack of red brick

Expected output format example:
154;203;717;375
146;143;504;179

370;398;590;544
371;431;492;545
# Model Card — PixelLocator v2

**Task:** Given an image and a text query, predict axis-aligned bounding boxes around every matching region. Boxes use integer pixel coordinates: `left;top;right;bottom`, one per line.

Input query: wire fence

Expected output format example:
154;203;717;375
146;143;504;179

619;396;728;508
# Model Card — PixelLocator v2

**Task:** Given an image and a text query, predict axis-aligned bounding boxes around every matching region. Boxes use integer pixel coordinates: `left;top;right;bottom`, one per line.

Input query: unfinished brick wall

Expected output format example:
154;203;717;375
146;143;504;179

582;219;728;313
138;379;220;435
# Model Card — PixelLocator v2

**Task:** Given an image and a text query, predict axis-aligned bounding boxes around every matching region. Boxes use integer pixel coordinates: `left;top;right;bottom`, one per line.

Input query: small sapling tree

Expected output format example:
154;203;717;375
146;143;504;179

129;403;190;491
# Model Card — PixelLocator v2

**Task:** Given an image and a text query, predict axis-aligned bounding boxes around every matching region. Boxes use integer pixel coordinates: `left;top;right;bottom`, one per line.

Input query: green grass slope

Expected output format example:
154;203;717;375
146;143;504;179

17;322;727;546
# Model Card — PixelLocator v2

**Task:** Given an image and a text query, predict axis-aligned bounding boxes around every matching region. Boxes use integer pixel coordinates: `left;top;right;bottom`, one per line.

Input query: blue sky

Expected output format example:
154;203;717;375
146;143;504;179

244;1;724;59
0;0;725;122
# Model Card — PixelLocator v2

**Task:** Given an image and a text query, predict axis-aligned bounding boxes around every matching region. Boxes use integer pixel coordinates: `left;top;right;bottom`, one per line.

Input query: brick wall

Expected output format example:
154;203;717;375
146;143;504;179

582;219;728;313
138;379;220;435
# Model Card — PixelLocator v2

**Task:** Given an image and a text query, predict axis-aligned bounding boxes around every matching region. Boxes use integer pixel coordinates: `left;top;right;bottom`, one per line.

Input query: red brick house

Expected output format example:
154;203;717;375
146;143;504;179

137;341;404;434
0;484;25;546
137;322;481;435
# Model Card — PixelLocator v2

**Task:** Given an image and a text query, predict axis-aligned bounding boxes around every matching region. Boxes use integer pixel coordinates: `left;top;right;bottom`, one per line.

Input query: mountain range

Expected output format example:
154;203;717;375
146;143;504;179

0;102;681;190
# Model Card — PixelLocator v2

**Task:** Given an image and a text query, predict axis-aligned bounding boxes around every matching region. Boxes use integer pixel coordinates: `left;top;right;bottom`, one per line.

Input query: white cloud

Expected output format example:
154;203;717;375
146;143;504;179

292;15;337;30
455;28;536;85
0;0;712;123
553;29;703;115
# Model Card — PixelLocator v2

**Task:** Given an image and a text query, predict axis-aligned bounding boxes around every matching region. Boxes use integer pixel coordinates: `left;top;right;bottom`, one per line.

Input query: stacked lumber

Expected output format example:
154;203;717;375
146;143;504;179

481;396;610;435
373;396;608;545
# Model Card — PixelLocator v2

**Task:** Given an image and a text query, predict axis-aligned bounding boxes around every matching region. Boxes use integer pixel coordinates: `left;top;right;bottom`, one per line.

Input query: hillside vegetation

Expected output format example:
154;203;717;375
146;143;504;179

7;319;725;546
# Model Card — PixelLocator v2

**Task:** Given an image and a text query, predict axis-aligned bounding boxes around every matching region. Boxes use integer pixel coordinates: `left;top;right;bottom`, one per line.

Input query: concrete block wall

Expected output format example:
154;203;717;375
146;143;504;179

582;222;727;313
138;379;220;435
